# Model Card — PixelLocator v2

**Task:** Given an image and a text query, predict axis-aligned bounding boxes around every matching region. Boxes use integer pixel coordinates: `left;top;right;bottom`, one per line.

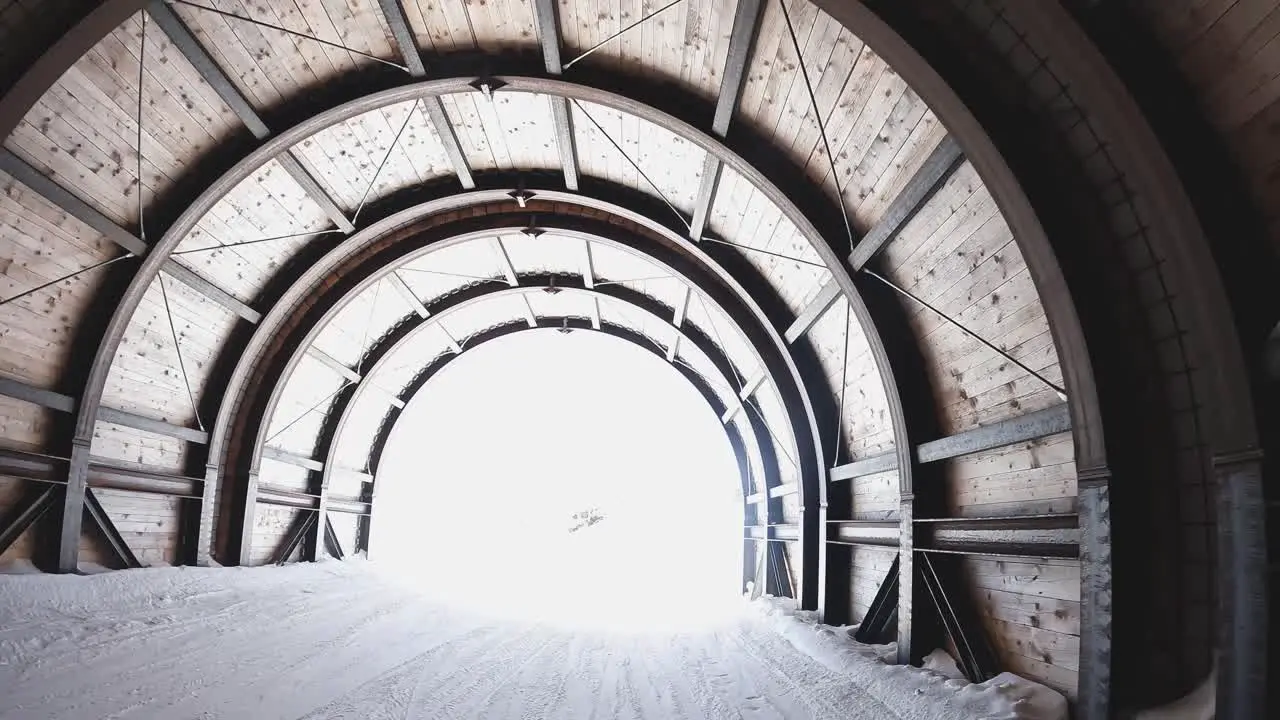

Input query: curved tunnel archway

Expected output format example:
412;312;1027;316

0;1;1268;716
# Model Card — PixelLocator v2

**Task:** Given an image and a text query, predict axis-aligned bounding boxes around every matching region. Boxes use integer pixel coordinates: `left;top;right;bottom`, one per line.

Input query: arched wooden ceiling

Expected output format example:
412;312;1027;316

0;0;1097;707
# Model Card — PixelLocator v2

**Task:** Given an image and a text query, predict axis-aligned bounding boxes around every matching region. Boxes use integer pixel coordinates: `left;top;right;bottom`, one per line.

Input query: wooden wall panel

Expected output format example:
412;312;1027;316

290;101;452;212
850;468;898;520
571;100;708;216
943;431;1076;518
0;170;117;389
0;396;51;452
735;1;942;234
804;296;895;462
246;504;303;566
95;487;183;567
876;162;1062;434
849;543;896;620
6;11;241;228
101;275;238;425
960;554;1081;699
90;421;189;472
441;90;563;174
170;0;397;110
559;0;733;102
0;476;110;568
170;160;334;303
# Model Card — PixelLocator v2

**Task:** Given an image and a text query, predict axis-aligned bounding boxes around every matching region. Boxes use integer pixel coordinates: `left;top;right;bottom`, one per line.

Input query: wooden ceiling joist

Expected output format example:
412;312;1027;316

0;375;209;444
0;149;147;256
785;278;842;344
375;0;427;77
422;97;476;190
145;1;354;233
848;135;965;271
688;0;764;241
533;0;579;190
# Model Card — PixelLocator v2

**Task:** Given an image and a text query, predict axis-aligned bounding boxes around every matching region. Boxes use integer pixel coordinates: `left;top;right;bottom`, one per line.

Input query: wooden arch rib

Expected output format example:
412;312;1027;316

7;73;894;593
224;211;817;598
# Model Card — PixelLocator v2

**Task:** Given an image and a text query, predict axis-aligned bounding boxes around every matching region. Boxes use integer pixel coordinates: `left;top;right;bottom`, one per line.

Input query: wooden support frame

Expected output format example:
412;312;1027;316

0;486;57;557
272;511;315;566
533;0;579;190
848;136;964;271
83;487;142;569
147;1;353;233
323;516;345;559
375;0;426;77
422;97;476;190
689;0;765;240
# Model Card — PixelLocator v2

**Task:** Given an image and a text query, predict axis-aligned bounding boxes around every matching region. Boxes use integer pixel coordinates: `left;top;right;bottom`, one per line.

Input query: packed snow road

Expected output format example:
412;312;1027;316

0;560;1058;719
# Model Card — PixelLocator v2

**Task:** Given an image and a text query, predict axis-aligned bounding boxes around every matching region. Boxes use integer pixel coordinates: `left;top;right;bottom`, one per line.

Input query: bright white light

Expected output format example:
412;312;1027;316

370;329;745;631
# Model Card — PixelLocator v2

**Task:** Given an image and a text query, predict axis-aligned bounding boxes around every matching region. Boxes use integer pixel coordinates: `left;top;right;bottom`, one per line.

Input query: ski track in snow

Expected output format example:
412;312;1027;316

0;560;1061;719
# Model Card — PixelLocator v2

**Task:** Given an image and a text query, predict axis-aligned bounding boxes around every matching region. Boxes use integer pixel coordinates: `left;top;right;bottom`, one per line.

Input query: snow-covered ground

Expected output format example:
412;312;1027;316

0;559;1064;719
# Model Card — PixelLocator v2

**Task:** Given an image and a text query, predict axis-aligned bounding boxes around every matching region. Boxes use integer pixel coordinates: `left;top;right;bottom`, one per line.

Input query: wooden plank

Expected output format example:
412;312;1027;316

146;0;269;138
784;276;840;343
376;0;425;76
0;375;75;413
422;95;475;189
0;148;146;255
849;135;964;270
97;406;208;444
830;450;897;482
261;445;324;472
160;259;260;323
305;346;361;383
917;404;1071;463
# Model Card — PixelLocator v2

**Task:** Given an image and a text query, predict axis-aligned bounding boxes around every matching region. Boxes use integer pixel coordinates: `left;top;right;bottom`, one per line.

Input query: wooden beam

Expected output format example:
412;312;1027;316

146;1;269;138
375;0;426;77
0;149;147;255
0;486;58;557
915;403;1071;463
422;97;475;189
491;237;519;286
521;294;538;328
161;260;261;323
533;0;563;74
551;98;580;191
689;155;722;241
589;297;601;330
147;3;353;233
849;136;963;271
0;375;76;413
306;346;362;383
83;487;142;568
274;153;355;233
97;406;209;444
581;239;595;289
829;451;897;481
673;286;691;328
532;0;579;189
785;278;842;343
261;445;325;473
388;270;429;318
689;0;764;240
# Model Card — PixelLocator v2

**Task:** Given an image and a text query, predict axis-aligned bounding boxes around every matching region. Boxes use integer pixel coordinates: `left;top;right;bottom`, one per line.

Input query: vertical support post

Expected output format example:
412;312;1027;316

1211;451;1267;720
1078;465;1113;719
56;438;93;572
236;470;259;566
897;491;914;664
